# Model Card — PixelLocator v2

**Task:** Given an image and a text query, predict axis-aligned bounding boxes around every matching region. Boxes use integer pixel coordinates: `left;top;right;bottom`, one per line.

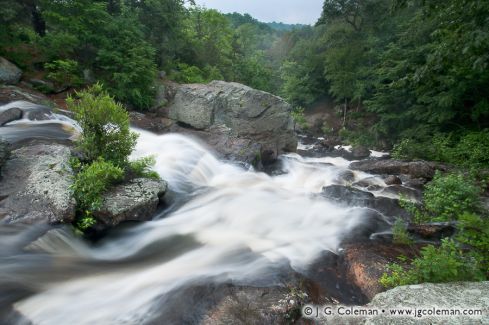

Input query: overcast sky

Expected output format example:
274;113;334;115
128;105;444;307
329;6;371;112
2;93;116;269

193;0;324;25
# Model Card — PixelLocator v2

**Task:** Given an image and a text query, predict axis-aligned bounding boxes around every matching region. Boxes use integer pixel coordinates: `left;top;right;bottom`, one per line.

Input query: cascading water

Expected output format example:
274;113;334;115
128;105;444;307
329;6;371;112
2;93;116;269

0;102;395;324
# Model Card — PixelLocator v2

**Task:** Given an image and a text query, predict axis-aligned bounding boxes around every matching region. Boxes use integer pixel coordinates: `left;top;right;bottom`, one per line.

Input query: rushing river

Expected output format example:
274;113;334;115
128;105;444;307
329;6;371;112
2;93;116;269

0;101;394;324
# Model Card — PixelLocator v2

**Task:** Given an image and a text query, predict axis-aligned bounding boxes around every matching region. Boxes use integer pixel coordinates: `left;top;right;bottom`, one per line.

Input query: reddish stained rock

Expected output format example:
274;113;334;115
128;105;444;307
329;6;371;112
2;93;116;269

340;242;422;301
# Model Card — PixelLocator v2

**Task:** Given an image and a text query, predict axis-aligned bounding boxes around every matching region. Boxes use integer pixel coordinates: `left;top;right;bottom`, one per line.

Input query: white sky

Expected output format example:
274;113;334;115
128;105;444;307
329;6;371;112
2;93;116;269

192;0;324;25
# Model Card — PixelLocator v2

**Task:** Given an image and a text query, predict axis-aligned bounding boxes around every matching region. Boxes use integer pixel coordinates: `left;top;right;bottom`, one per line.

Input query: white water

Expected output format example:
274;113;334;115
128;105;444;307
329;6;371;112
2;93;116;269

1;103;395;324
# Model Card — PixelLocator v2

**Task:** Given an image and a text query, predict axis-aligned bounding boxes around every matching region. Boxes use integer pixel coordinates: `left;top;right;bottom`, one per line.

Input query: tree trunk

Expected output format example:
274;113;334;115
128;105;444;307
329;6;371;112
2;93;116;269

343;98;348;127
30;4;46;37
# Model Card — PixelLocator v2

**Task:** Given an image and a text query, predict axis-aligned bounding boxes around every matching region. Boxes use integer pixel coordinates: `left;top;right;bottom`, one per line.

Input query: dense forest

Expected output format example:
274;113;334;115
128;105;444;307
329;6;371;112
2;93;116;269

1;0;488;164
1;0;489;318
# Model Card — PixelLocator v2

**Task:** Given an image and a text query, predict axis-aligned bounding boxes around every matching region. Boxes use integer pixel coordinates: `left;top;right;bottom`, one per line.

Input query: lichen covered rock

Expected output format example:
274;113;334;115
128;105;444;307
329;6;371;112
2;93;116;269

94;178;167;226
0;144;76;224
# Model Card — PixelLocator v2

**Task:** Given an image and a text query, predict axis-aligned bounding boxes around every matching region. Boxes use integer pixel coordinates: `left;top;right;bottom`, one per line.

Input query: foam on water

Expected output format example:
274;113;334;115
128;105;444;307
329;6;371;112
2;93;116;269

0;111;396;324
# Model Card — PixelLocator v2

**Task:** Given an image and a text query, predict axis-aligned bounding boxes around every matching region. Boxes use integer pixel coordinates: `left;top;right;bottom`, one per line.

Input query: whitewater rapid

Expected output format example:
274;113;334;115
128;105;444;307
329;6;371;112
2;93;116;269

0;102;391;324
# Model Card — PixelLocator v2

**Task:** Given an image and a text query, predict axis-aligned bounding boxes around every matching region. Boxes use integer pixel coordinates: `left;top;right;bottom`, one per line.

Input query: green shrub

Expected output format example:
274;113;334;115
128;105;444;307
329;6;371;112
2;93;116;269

424;171;481;221
391;130;489;168
380;238;485;288
456;213;489;274
451;130;489;168
128;156;160;180
71;158;124;230
45;59;83;88
392;218;413;245
67;84;138;167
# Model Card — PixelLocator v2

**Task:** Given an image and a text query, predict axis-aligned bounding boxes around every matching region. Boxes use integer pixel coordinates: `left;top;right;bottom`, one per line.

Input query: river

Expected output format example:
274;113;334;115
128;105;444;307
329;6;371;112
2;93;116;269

0;101;395;324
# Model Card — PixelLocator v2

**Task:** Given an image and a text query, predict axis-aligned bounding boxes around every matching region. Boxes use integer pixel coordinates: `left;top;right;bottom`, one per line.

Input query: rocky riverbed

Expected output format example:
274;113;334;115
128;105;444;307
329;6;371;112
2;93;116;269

0;63;487;324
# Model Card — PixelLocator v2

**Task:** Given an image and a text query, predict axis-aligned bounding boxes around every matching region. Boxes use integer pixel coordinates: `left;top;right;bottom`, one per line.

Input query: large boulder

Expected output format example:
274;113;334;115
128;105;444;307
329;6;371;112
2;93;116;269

93;178;167;227
0;144;76;224
0;57;22;85
0;107;22;126
167;81;297;165
365;282;489;324
349;159;435;180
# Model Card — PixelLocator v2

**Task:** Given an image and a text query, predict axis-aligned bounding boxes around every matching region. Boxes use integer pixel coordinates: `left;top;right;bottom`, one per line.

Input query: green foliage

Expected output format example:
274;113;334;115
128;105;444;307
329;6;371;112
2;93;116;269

379;262;413;288
382;172;488;288
280;60;321;108
71;158;124;230
392;130;489;168
128;156;160;180
392;218;413;245
45;59;83;88
380;238;486;288
456;213;489;274
290;106;308;130
95;16;157;109
67;84;138;168
38;31;79;61
338;127;377;148
401;172;481;223
424;172;481;221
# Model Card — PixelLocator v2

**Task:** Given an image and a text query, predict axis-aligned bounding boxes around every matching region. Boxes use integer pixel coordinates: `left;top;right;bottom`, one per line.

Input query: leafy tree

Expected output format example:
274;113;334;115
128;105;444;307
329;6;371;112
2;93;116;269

95;15;157;109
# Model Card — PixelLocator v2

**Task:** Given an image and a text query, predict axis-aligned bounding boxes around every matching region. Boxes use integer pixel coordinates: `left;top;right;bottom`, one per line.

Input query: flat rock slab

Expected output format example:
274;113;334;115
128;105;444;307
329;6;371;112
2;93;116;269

349;160;435;180
0;144;75;224
365;282;489;324
94;178;168;226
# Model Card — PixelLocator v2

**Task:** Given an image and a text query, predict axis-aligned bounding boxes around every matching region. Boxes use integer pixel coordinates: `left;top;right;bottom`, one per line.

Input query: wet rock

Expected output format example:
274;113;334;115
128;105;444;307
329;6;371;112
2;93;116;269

321;185;410;219
94;178;167;227
365;282;489;324
335;170;355;184
319;136;341;150
343;210;391;242
381;185;421;201
322;185;375;206
349;159;435;180
201;286;290;325
340;242;421;300
26;107;53;121
350;146;370;159
407;222;456;241
0;85;50;105
0;144;75;224
0;57;22;85
167;81;297;165
129;112;174;133
0;107;22;126
353;177;380;189
0;139;9;174
384;175;402;185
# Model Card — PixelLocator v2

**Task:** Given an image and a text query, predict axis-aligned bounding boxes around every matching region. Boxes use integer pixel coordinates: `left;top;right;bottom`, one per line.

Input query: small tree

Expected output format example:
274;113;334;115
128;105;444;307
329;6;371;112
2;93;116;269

67;83;138;167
